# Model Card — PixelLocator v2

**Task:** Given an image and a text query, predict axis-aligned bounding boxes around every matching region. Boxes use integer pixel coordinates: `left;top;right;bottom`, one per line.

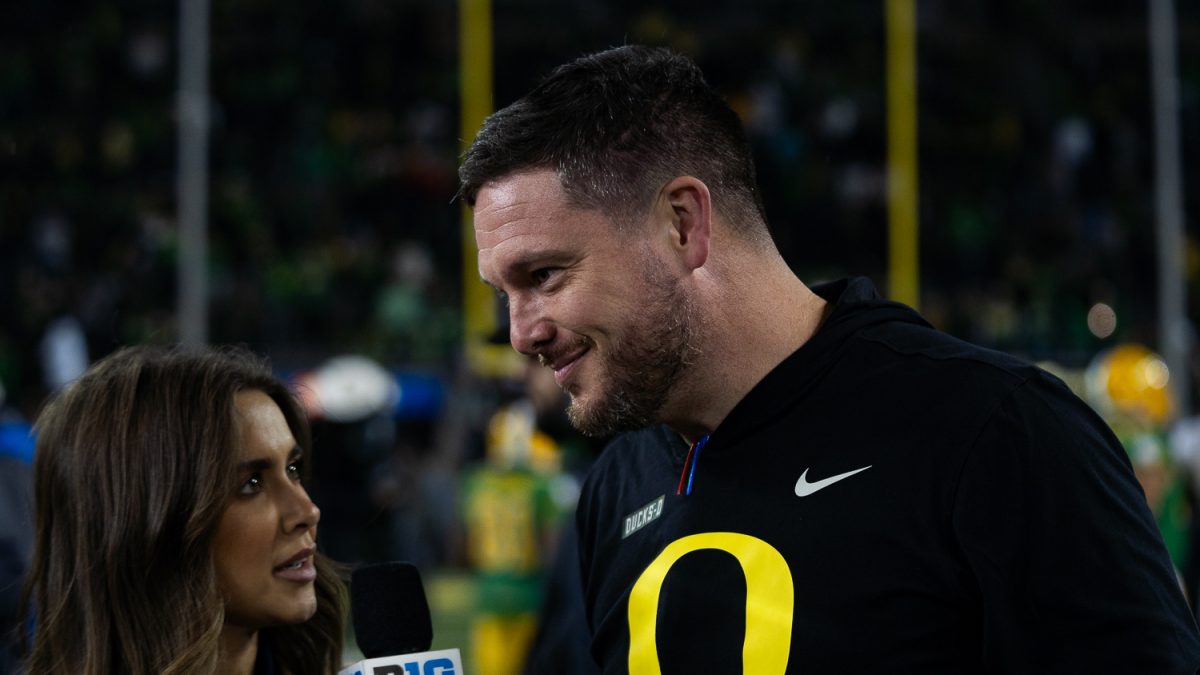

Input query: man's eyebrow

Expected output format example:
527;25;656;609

512;249;572;267
498;250;575;277
479;249;574;293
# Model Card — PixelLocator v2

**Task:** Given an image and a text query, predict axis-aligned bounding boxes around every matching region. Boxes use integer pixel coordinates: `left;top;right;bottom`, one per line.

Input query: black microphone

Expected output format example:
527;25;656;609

340;562;464;675
352;561;433;657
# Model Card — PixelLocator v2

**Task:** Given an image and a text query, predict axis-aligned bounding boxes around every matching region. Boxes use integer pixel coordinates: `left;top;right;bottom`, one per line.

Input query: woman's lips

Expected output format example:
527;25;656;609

274;549;317;583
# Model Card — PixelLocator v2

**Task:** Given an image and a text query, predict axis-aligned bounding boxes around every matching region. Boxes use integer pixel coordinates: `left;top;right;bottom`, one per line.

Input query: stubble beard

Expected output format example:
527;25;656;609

565;263;699;437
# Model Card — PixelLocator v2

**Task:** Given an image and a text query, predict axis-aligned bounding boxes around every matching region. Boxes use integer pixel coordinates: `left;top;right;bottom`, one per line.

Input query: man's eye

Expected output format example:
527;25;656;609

532;268;556;284
239;474;263;496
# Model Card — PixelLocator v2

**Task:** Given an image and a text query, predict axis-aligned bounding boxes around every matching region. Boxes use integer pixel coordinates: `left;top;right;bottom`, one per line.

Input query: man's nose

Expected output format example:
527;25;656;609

508;296;554;356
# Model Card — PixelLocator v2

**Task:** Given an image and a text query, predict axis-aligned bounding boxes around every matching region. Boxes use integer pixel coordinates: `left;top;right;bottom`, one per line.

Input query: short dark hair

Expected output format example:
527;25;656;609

459;45;770;243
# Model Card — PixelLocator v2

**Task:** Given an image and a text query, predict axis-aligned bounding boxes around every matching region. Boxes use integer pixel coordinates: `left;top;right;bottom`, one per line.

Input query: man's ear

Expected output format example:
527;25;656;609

660;176;711;271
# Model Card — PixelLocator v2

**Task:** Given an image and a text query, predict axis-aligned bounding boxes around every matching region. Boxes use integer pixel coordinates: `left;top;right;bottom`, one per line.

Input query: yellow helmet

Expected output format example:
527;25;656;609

1085;343;1174;428
485;400;562;473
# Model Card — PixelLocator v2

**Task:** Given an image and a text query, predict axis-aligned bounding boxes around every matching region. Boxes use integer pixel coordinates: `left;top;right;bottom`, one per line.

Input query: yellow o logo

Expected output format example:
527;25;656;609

627;532;793;674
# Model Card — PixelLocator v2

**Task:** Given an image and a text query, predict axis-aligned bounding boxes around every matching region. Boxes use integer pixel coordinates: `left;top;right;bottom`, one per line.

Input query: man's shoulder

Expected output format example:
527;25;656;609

811;276;1041;391
824;316;1090;438
854;317;1043;386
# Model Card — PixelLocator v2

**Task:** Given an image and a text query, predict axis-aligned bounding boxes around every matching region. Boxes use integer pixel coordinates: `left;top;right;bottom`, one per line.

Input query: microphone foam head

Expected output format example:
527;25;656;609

351;561;434;658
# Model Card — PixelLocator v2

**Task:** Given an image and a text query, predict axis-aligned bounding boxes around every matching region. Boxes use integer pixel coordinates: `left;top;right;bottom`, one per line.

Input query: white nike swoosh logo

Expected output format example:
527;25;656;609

794;465;873;497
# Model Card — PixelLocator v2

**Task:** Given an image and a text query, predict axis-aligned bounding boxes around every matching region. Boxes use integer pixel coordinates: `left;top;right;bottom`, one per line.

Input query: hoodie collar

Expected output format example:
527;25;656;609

695;276;929;455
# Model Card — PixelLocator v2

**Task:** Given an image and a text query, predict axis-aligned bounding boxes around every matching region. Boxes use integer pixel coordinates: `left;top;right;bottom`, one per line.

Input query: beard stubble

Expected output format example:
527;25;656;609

565;257;699;437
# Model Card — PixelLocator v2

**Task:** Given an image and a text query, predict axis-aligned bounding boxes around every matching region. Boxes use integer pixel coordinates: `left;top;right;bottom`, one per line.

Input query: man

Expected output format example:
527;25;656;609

460;45;1200;673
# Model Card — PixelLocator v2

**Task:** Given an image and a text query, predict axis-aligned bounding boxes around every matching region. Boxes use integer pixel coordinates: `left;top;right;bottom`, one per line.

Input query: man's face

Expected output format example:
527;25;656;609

474;169;697;436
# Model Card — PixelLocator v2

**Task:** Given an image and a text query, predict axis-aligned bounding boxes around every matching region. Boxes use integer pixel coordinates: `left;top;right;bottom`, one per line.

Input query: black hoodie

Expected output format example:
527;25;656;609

576;277;1200;674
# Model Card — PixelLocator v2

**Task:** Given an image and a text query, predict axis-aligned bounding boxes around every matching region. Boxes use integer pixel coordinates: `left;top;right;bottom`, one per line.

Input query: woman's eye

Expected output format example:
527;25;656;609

287;461;303;481
239;474;263;496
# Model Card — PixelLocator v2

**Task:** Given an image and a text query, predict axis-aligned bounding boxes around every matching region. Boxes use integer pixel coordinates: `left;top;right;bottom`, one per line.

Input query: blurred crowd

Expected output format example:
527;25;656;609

2;1;1199;672
3;2;1199;409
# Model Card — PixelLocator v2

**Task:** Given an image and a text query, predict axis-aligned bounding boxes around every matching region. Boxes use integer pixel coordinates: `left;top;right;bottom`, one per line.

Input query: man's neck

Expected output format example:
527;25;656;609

219;624;260;675
665;253;829;443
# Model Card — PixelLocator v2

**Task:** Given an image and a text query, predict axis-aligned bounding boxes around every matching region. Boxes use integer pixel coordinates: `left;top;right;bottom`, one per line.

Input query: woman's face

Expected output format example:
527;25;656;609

213;389;321;629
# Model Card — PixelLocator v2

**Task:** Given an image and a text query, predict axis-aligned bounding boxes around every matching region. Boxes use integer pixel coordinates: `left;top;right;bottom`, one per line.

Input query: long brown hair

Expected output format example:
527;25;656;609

22;345;347;674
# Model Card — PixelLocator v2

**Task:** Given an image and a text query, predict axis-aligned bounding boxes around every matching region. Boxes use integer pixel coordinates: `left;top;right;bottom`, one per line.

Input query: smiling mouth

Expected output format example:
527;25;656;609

547;348;589;386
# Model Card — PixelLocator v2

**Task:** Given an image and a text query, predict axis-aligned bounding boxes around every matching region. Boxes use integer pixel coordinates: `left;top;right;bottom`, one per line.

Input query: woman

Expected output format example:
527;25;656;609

22;345;347;674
